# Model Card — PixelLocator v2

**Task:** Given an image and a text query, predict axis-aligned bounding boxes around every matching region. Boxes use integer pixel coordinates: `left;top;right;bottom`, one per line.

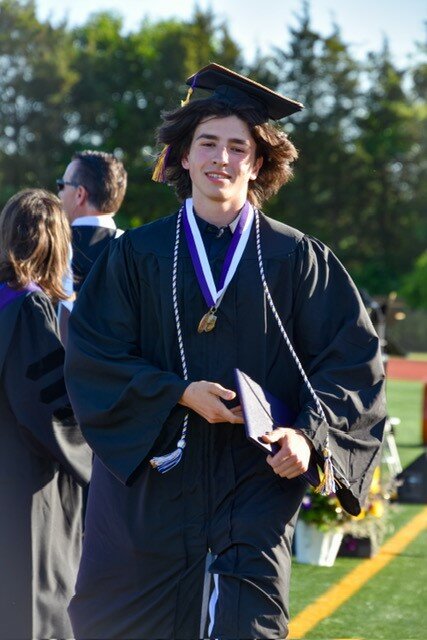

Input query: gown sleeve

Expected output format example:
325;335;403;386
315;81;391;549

3;292;92;486
291;236;386;515
64;233;189;485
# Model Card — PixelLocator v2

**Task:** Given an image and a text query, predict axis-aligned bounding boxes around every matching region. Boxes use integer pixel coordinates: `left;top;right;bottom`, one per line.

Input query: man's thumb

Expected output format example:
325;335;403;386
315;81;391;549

212;384;236;401
261;427;286;443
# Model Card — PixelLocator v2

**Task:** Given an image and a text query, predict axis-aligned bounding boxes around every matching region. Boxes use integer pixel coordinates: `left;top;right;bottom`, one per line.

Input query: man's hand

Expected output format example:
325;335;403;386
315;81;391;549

262;427;312;479
179;381;244;424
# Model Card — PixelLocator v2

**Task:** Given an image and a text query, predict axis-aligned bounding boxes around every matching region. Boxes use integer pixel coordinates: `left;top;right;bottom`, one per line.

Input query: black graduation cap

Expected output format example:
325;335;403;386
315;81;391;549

185;63;304;122
152;63;304;182
234;368;320;487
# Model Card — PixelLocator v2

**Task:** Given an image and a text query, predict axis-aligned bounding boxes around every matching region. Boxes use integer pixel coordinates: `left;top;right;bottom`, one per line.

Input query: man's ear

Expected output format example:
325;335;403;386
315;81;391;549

181;155;190;170
75;185;88;205
250;156;264;181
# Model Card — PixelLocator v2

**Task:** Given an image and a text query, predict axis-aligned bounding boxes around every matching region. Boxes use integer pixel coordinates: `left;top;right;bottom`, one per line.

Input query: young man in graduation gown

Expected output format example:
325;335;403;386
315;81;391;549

56;150;127;344
65;65;386;640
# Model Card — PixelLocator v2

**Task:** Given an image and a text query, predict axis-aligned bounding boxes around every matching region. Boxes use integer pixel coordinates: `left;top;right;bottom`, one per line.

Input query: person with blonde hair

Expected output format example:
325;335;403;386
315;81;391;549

0;189;92;640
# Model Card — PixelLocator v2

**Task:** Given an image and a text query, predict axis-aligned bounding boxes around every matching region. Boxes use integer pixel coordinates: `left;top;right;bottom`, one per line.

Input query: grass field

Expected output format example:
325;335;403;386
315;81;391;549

289;379;427;640
386;379;424;468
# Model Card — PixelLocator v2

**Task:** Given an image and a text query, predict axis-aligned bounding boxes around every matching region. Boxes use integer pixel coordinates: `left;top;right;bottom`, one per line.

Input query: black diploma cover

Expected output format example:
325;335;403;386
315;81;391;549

234;368;320;487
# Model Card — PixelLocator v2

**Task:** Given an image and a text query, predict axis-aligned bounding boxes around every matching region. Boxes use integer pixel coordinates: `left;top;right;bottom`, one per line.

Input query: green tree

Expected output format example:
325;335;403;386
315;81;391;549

353;41;424;293
267;2;364;256
266;2;425;296
67;7;242;227
400;251;427;309
0;0;424;301
0;0;77;202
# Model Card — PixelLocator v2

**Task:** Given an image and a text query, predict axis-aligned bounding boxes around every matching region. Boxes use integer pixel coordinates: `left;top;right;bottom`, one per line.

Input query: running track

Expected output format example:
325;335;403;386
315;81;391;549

386;357;427;381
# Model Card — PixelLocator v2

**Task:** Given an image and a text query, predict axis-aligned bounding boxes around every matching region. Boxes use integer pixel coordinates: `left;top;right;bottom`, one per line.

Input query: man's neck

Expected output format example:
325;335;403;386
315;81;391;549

72;214;117;229
68;207;115;224
190;198;246;227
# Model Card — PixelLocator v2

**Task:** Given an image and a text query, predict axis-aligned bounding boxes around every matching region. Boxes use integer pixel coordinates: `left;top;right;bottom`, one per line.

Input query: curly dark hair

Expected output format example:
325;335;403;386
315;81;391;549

71;150;127;213
155;98;298;208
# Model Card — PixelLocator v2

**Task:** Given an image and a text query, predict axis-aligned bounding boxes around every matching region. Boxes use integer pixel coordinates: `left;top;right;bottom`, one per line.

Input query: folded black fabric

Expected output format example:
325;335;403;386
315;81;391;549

234;368;320;487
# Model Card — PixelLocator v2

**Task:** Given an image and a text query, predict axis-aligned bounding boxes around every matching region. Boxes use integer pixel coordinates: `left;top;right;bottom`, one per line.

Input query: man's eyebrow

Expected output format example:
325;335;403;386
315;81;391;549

195;133;250;145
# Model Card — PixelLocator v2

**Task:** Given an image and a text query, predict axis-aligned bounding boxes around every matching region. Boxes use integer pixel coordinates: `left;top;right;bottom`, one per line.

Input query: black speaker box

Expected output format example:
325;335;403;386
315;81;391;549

396;452;427;504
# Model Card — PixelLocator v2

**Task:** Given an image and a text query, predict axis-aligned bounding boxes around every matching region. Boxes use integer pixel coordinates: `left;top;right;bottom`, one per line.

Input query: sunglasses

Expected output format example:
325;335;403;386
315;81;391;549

56;178;80;192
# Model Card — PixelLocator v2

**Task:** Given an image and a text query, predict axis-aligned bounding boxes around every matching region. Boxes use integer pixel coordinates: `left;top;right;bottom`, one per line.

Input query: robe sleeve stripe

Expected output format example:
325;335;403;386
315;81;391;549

26;347;64;381
39;379;67;404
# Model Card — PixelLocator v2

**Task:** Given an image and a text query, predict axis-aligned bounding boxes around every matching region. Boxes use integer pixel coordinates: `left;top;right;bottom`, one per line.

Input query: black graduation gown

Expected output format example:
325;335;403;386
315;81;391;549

72;225;120;293
65;211;386;640
0;290;92;640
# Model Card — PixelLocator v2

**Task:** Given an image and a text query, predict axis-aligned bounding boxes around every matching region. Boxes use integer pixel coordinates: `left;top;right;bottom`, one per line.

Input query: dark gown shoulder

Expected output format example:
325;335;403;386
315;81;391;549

127;212;179;257
260;212;305;256
20;288;58;320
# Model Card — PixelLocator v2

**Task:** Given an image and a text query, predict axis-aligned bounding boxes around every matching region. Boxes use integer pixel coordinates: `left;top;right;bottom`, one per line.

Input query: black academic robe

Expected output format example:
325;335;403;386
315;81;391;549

65;211;385;640
72;224;120;293
0;290;92;640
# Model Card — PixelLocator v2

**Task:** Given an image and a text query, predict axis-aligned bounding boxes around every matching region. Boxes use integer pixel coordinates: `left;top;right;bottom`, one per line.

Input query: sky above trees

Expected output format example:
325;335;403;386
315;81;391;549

36;0;427;67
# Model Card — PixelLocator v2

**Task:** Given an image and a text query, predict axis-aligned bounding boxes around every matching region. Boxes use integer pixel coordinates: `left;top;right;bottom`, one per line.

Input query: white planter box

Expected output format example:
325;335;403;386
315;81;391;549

294;520;343;567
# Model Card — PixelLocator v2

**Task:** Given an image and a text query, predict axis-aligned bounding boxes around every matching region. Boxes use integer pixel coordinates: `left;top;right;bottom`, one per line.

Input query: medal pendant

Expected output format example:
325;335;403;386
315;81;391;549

198;309;217;333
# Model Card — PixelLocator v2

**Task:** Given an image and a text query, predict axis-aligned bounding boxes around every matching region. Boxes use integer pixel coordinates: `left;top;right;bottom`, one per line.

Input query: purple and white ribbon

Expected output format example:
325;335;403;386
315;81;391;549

183;198;254;309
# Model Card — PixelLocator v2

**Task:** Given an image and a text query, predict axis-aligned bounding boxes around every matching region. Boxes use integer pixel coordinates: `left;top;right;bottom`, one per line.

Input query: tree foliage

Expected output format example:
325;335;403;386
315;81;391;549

400;251;427;309
0;0;425;303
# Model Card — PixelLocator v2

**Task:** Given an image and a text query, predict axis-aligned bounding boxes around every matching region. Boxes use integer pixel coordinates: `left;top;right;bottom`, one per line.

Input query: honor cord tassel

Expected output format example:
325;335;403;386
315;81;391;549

150;429;187;473
150;207;189;473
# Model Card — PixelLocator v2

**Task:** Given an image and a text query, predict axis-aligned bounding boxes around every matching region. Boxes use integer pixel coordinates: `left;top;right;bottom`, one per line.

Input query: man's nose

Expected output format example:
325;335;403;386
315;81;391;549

212;147;229;165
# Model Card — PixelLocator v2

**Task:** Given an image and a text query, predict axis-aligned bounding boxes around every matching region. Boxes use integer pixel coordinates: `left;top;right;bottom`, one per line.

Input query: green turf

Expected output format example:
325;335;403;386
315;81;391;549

302;505;426;639
386;379;424;468
289;378;427;639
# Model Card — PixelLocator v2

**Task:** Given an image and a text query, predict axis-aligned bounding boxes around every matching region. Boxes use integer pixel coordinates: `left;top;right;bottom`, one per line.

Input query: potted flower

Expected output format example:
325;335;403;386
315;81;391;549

294;490;347;566
339;470;391;558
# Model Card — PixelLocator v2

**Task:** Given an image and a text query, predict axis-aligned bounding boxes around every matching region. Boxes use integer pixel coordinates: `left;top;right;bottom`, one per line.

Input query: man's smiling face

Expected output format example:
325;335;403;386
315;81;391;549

181;115;263;214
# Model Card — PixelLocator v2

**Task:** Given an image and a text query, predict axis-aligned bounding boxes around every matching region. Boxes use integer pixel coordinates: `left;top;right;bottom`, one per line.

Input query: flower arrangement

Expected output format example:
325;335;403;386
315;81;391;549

299;490;347;532
341;468;391;552
298;468;390;546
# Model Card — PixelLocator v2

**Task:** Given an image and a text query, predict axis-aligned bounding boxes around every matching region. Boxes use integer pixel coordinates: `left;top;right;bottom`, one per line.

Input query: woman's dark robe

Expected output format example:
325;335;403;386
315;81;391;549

0;289;92;640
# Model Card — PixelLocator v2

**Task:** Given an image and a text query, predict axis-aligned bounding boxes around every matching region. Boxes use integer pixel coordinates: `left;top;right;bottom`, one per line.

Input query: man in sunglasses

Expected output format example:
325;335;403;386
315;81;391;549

57;150;127;343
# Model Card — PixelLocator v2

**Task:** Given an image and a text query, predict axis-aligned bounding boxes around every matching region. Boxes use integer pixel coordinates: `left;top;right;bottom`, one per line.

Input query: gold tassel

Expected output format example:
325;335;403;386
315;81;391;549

180;86;193;107
152;145;170;183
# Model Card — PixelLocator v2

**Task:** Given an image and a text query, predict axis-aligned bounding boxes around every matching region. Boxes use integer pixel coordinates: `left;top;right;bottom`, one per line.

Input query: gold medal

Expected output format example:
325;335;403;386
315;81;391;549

197;309;217;333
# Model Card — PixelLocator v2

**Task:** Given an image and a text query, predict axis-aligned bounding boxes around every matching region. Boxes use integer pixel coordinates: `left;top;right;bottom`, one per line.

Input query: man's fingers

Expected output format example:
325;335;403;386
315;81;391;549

208;403;244;424
230;405;244;420
178;381;242;423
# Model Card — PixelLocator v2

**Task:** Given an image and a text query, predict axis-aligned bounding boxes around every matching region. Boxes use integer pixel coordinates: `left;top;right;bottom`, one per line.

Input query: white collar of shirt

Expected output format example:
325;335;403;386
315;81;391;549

72;215;117;229
228;210;242;233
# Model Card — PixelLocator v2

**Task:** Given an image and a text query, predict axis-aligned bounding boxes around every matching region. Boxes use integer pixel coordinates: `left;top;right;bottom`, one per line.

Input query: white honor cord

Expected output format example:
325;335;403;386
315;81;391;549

150;207;189;472
254;210;336;494
254;211;325;420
